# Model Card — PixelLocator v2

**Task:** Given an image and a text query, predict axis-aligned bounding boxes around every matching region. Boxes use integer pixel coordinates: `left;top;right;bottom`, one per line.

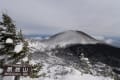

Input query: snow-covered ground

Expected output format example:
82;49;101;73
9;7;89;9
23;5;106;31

2;30;120;80
20;65;113;80
2;62;114;80
24;31;120;80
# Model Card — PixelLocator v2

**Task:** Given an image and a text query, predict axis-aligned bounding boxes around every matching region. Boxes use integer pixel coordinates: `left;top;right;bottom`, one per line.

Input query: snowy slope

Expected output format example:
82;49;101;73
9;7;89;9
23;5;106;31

20;66;113;80
28;39;47;52
19;51;113;80
3;49;114;80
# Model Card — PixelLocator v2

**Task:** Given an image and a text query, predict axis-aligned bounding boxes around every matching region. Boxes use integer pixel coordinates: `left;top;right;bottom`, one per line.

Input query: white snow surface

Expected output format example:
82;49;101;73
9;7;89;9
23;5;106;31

63;69;113;80
2;58;114;80
6;38;13;44
14;43;23;53
18;50;113;80
19;63;113;80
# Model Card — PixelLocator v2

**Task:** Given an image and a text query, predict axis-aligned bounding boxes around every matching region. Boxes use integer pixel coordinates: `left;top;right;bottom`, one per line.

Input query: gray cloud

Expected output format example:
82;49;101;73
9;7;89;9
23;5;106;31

0;0;120;36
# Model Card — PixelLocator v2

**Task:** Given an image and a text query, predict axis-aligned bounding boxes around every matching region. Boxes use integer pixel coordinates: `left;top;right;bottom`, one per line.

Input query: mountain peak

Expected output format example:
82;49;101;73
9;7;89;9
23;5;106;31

44;30;102;46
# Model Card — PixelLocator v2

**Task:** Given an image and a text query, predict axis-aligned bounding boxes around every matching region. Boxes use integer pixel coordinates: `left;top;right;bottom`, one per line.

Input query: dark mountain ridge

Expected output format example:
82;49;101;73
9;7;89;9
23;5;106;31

53;43;120;75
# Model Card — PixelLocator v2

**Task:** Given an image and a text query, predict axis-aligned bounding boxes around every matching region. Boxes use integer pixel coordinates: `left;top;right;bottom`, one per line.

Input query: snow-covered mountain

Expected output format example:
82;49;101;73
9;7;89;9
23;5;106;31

42;30;103;46
28;30;105;50
23;30;120;80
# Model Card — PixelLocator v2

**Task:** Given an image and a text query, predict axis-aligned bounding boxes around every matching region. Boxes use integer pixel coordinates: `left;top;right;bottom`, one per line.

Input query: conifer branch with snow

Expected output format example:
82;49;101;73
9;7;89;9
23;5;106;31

0;13;41;80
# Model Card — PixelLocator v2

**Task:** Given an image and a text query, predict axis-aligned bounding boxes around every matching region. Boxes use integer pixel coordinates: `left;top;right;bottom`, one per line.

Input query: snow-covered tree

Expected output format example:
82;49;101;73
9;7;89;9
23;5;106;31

0;13;41;80
79;52;92;74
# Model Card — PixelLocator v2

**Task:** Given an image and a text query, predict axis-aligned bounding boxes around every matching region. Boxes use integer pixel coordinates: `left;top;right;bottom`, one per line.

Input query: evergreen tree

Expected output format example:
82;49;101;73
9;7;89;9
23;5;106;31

79;52;92;74
0;13;41;80
2;13;16;34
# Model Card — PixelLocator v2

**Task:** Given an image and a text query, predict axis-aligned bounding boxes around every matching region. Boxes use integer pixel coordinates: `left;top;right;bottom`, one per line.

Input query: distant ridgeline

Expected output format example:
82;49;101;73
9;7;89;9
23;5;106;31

24;34;50;39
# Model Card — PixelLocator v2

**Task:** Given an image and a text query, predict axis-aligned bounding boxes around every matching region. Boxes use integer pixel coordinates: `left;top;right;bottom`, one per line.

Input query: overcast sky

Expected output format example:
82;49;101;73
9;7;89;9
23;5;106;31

0;0;120;36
